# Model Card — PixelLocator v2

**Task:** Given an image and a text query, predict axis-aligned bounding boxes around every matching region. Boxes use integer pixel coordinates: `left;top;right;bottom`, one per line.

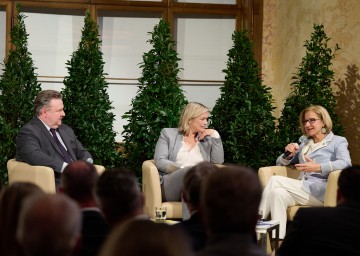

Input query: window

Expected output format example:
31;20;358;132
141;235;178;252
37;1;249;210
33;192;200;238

2;0;261;141
0;7;6;76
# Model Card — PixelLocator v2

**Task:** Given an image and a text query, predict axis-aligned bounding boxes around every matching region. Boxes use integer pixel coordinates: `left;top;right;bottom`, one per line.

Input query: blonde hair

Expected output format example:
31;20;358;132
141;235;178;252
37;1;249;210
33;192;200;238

299;105;333;135
178;102;209;136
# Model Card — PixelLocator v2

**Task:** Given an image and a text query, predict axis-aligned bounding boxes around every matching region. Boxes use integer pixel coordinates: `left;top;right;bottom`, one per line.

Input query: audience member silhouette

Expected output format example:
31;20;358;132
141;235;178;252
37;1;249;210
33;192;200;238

17;194;82;256
60;160;109;256
198;165;265;256
0;182;44;256
278;165;360;256
95;167;147;228
99;219;194;256
174;161;218;251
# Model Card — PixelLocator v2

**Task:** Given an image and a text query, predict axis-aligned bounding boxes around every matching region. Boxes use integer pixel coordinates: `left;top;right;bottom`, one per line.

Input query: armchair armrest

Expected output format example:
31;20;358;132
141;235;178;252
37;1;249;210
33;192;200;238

142;160;162;218
7;159;56;193
94;165;105;175
324;170;341;207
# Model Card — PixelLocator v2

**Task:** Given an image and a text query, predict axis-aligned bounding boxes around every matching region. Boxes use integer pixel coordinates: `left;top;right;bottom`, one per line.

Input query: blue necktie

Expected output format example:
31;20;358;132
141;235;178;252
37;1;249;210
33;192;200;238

50;128;72;163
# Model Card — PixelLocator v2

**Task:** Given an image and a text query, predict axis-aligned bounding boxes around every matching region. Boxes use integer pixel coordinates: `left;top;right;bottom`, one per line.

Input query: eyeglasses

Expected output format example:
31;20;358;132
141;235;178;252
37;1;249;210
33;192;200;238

302;118;321;125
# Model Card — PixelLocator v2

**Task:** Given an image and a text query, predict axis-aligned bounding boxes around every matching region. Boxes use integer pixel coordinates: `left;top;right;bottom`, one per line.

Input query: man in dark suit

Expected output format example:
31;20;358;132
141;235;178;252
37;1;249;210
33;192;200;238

198;165;265;256
278;165;360;256
174;162;218;252
16;90;92;185
59;160;109;256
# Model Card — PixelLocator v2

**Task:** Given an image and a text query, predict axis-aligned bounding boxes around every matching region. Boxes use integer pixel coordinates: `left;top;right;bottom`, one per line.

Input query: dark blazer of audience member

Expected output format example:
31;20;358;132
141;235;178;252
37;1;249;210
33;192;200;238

17;194;82;256
154;102;224;202
99;219;194;256
95;168;147;228
278;165;360;256
174;162;219;252
0;182;44;256
60;160;109;256
16;90;92;184
198;165;265;256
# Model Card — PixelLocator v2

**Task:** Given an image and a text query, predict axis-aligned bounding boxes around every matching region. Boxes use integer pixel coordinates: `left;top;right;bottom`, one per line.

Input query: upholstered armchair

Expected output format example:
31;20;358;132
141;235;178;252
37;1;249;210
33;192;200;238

258;165;341;220
7;159;105;193
142;160;182;219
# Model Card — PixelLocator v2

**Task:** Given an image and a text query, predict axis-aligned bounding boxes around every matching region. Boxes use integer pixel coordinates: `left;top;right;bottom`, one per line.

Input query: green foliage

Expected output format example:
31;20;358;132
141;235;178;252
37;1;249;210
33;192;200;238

278;24;343;146
121;19;188;176
211;31;280;170
62;11;120;168
0;5;42;184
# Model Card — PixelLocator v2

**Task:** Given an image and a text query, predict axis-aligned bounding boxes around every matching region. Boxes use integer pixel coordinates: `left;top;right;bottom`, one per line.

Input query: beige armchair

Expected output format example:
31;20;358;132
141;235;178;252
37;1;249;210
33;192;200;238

142;160;182;219
7;159;105;194
258;165;341;220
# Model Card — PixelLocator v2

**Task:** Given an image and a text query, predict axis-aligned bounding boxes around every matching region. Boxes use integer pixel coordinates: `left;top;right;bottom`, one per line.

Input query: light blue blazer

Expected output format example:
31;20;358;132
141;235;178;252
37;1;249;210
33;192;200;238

277;131;351;202
154;128;224;174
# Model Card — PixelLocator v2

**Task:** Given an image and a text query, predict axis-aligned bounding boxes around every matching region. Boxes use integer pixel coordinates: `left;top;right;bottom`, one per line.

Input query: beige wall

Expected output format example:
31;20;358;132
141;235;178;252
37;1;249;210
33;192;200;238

262;0;360;164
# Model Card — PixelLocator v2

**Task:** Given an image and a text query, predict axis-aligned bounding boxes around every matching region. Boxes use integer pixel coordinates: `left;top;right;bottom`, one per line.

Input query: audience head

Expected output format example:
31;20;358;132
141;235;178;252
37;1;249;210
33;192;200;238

17;194;82;256
182;161;218;211
96;167;144;226
200;165;262;236
0;182;44;255
299;105;332;135
60;160;98;205
337;165;360;204
178;102;209;136
99;219;194;256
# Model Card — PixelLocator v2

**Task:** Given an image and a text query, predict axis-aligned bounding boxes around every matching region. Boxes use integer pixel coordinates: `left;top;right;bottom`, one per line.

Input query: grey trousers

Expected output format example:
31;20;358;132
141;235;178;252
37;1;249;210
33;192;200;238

161;166;190;202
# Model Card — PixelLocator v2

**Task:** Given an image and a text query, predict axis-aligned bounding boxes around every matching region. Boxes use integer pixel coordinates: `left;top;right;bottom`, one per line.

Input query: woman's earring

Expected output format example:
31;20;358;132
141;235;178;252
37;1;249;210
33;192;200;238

321;127;327;134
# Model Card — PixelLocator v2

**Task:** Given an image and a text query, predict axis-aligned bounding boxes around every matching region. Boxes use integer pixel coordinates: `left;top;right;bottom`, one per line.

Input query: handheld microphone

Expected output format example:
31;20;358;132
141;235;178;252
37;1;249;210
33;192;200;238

282;136;306;159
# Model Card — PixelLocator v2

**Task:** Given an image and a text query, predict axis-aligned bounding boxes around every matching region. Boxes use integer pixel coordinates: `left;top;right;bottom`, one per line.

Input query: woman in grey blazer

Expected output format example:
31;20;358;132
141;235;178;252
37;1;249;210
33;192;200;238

259;105;351;240
154;102;224;202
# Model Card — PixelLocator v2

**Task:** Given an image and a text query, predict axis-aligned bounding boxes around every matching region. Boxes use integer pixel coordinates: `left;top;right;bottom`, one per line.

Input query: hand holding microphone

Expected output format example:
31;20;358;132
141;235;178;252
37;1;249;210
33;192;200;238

282;143;299;159
282;136;306;159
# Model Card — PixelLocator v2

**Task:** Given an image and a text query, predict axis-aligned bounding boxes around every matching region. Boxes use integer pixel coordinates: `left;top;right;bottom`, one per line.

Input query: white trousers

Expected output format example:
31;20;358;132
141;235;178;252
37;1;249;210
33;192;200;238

259;176;323;239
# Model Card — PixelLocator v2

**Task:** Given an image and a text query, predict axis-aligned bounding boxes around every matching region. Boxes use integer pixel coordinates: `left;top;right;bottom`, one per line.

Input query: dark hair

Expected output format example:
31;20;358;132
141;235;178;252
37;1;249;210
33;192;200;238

338;165;360;202
0;182;44;255
61;161;98;202
34;90;62;116
99;219;194;256
201;165;262;234
183;162;218;208
96;168;141;224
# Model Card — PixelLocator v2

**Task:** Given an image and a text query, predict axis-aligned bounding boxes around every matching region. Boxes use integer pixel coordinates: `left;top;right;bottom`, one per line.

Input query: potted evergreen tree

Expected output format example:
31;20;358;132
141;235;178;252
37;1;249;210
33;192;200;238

121;19;188;176
278;23;343;146
0;5;42;184
211;30;279;170
62;11;120;168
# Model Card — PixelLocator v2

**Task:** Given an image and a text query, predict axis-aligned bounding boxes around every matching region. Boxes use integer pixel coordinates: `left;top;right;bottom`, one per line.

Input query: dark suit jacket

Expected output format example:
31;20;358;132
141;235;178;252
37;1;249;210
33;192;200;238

81;209;110;256
197;233;265;256
174;212;207;252
16;116;92;177
278;201;360;256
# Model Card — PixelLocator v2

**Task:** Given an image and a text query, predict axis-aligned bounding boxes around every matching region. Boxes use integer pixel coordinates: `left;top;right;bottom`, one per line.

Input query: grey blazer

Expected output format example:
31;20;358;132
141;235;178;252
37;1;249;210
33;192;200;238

16;116;92;173
277;131;351;201
154;128;224;174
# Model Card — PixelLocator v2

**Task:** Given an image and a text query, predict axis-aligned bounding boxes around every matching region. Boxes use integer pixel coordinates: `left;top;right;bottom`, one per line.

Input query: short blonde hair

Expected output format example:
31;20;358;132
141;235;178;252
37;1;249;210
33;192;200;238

299;105;333;135
178;102;209;136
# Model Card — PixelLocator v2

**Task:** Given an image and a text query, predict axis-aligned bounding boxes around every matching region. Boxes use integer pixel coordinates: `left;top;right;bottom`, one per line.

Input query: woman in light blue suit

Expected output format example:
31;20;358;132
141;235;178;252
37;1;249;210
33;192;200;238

259;105;351;240
154;102;224;202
